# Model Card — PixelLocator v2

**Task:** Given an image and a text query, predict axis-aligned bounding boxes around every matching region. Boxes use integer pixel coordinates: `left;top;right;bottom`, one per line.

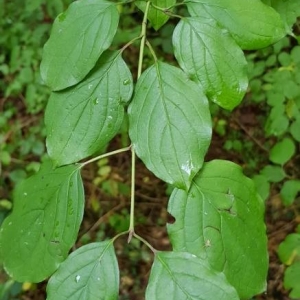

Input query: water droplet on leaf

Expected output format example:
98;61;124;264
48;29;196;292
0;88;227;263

75;275;81;283
123;79;131;85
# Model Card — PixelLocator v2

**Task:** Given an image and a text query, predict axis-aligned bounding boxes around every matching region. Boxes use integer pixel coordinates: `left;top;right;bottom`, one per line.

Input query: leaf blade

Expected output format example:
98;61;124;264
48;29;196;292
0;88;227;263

173;18;248;110
146;251;239;300
128;61;212;190
186;0;286;50
45;51;133;166
0;161;84;282
47;241;119;300
167;160;268;299
40;0;119;90
269;137;296;165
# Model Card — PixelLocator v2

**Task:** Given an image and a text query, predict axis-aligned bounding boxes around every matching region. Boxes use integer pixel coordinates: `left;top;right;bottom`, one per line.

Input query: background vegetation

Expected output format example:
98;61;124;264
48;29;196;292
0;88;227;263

0;0;299;299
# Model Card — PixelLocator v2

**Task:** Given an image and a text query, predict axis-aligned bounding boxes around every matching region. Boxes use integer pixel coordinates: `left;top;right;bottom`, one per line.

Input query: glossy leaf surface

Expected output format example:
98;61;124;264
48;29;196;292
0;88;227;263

47;241;119;300
146;251;239;300
128;61;212;191
186;0;286;50
173;18;248;110
45;51;133;166
167;160;268;299
0;161;84;282
136;0;175;30
40;0;119;90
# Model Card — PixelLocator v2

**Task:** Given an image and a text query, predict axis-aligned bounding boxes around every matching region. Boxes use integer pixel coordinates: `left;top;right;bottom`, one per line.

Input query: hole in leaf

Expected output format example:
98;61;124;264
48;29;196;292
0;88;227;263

166;212;176;224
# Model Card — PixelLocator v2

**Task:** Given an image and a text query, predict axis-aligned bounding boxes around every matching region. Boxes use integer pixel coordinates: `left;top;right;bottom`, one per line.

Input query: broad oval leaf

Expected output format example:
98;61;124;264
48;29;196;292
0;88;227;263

269;137;296;165
128;61;212;191
186;0;286;50
173;18;248;110
0;161;84;282
47;241;119;300
167;160;268;299
40;0;119;91
135;0;176;30
146;251;239;300
45;51;133;166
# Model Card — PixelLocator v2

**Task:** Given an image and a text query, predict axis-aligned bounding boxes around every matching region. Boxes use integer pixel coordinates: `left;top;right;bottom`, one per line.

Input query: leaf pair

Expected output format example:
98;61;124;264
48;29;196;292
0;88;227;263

40;0;134;167
47;241;240;300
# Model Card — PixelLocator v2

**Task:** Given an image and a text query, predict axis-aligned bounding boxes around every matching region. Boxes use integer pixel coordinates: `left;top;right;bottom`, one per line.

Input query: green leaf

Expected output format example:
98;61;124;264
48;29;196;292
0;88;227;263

0;161;84;282
40;0;119;91
128;61;212;191
284;261;300;299
252;174;270;201
45;51;133;166
173;18;248;110
47;241;119;300
269;137;296;165
278;233;300;265
167;160;268;299
264;0;300;34
265;114;289;137
260;165;286;182
135;0;175;30
146;251;239;300
186;0;286;50
280;180;300;206
290;119;300;142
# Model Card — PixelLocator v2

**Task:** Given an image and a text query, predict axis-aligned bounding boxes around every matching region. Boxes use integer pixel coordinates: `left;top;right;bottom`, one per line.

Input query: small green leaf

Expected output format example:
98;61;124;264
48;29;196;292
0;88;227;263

40;0;119;91
252;174;270;201
173;18;248;110
290;119;300;142
167;160;268;299
280;180;300;206
128;61;212;191
264;0;300;33
278;233;300;265
0;161;84;282
186;0;286;50
45;51;133;166
269;137;296;165
260;165;286;182
135;0;175;30
284;261;300;299
47;241;119;300
146;251;239;300
265;114;289;137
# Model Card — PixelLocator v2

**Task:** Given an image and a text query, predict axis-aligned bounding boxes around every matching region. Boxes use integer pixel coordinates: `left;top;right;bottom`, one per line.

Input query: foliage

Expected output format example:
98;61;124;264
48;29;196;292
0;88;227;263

278;227;300;299
0;0;299;299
